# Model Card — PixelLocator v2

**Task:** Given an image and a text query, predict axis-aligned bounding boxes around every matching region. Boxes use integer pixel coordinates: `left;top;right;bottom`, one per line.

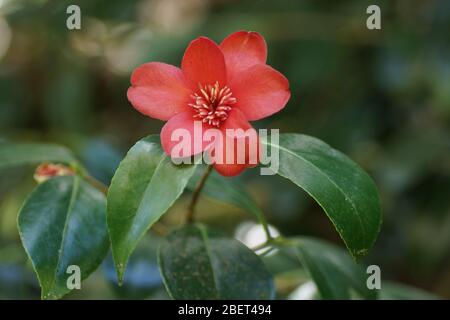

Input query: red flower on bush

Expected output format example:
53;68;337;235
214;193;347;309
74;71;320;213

127;31;290;176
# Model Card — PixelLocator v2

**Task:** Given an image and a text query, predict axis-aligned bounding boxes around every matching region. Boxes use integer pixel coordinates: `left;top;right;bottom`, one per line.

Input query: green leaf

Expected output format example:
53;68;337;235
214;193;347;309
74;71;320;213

288;237;376;300
158;224;275;300
261;133;381;258
107;135;198;283
18;176;109;299
0;143;79;170
188;167;267;226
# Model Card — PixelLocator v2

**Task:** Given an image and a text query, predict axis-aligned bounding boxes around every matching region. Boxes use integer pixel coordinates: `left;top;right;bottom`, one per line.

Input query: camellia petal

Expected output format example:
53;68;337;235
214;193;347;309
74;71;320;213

128;62;191;120
208;109;260;177
161;112;211;159
220;30;267;81
229;64;290;121
127;31;291;177
182;37;227;87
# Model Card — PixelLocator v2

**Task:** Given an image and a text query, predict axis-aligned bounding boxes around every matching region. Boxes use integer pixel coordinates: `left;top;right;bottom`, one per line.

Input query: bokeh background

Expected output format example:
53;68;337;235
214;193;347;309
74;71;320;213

0;0;449;299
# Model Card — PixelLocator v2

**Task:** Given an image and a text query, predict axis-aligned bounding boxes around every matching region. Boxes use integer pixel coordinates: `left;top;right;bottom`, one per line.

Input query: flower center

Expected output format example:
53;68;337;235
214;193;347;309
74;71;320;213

189;81;237;127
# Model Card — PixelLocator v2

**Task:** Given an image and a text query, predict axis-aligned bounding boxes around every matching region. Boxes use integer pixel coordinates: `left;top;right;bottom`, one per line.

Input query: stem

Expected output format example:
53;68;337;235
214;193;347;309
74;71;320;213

84;174;109;195
260;218;272;242
250;236;288;252
186;165;213;223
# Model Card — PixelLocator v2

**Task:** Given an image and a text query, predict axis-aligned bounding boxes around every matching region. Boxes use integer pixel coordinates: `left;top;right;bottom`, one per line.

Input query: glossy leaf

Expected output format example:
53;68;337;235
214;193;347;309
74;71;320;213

0;143;78;170
158;224;275;300
289;237;376;300
107;135;197;283
261;133;381;258
18;176;109;299
188;166;266;226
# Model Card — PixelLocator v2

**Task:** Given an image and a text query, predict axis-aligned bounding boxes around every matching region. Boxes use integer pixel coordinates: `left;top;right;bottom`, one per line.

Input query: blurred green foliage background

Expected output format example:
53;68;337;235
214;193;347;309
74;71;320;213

0;0;449;299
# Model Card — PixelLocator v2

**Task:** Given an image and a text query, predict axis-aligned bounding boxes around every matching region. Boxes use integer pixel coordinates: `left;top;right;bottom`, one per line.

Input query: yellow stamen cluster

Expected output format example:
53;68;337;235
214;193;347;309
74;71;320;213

189;81;237;127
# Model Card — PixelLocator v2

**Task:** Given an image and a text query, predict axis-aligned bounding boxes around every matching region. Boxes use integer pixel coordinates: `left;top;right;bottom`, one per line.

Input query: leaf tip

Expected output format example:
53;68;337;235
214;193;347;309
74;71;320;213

116;262;125;286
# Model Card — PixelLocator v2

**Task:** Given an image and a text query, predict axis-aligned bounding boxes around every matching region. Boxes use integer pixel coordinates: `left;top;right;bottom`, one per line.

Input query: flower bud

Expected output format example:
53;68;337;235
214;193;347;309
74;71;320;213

33;163;75;184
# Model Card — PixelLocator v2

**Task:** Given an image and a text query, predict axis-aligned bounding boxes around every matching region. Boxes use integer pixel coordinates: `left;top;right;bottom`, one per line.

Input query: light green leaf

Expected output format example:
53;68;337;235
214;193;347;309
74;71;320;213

158;224;275;299
289;237;376;300
262;133;381;258
107;135;197;283
0;143;79;170
18;176;109;300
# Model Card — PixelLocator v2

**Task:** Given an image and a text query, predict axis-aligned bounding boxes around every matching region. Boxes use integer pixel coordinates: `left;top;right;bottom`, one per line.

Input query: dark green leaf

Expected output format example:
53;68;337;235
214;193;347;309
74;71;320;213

288;237;376;300
18;176;109;299
158;224;275;300
107;135;197;283
0;143;78;171
261;133;381;258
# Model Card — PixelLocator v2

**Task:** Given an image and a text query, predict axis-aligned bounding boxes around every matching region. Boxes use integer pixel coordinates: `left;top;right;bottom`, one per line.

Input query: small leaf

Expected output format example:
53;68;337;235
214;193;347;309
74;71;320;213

289;237;376;300
18;176;109;299
158;224;275;300
0;143;79;171
107;135;197;283
261;133;381;258
188;167;266;225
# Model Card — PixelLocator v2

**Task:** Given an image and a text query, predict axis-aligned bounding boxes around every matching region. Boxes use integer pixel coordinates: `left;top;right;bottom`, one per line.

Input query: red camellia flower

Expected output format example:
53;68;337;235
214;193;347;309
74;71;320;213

127;31;290;176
